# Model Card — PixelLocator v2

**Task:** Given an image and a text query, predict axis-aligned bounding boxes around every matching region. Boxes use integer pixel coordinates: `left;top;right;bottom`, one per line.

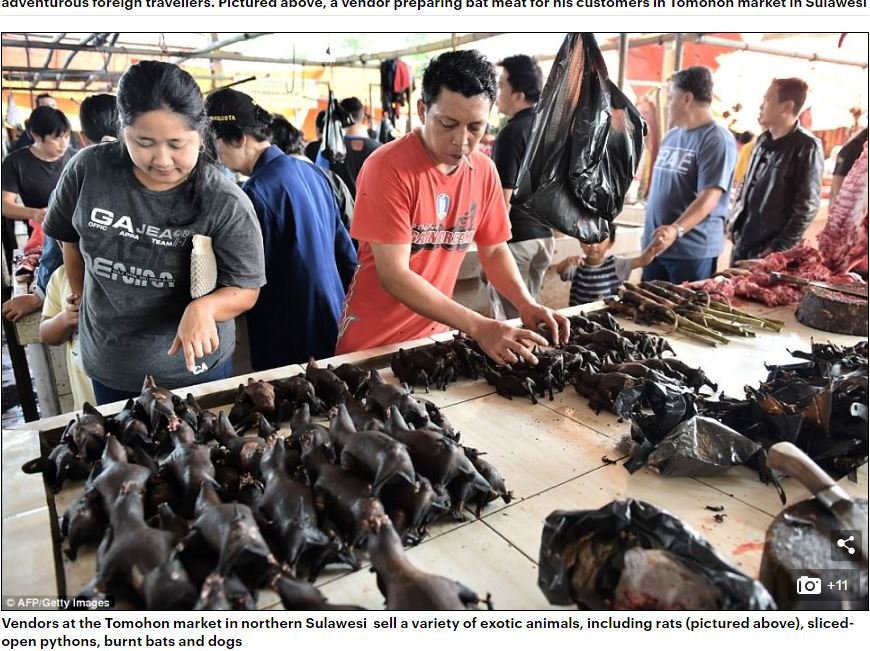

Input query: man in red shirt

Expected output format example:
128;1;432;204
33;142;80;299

336;50;569;365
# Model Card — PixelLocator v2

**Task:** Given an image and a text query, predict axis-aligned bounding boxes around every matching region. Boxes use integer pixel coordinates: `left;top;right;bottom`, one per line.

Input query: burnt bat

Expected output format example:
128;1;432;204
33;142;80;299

364;369;430;427
257;437;346;578
269;571;365;610
328;363;370;398
137;375;180;432
300;434;383;550
272;375;327;416
379;476;450;545
329;404;416;495
87;435;152;511
213;411;268;477
85;481;190;608
22;440;90;493
160;425;220;519
108;399;151;450
482;364;538;405
62;490;107;560
366;515;491;610
185;482;279;591
306;358;351;407
463;447;512;508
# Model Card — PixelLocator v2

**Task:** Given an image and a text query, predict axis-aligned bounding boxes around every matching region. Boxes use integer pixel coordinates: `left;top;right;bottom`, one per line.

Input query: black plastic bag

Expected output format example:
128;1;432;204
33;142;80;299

320;92;351;164
538;499;776;610
513;33;646;243
377;115;396;144
643;416;761;477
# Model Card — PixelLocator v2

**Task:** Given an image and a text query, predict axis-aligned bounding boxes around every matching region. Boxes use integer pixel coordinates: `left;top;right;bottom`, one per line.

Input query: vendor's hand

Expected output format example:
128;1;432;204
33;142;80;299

518;301;571;346
31;207;48;224
63;293;80;328
468;315;549;366
168;299;220;373
555;255;582;276
2;293;43;322
653;224;679;251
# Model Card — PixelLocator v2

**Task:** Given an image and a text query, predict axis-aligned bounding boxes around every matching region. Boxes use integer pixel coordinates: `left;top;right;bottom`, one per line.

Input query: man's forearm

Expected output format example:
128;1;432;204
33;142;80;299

2;200;37;221
379;268;484;336
62;243;85;297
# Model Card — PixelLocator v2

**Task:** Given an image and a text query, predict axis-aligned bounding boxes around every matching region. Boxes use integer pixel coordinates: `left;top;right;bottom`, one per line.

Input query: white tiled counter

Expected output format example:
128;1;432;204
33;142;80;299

2;302;866;609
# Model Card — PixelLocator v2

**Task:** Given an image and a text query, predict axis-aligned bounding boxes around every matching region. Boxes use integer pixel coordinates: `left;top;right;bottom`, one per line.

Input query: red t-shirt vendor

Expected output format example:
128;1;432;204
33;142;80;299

335;50;569;366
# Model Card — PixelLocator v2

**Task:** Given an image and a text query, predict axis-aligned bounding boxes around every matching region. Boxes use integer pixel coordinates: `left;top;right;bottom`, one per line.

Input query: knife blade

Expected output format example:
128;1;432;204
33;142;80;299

767;442;867;561
769;272;869;298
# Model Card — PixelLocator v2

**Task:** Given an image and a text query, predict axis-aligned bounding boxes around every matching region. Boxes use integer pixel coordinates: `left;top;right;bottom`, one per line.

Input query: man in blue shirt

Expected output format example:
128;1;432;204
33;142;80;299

207;89;357;371
642;66;737;283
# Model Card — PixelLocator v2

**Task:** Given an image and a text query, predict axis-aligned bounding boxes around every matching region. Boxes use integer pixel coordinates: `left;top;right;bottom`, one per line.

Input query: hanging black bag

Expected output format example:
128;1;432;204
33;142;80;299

513;33;646;243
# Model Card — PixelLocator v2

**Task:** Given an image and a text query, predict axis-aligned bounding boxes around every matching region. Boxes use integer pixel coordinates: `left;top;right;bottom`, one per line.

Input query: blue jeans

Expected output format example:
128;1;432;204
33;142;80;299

91;358;234;406
641;256;717;284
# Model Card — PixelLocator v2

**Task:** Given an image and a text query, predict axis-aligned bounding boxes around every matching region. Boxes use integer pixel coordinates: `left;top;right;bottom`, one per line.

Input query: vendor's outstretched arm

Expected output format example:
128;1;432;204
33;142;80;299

477;242;570;345
370;241;549;365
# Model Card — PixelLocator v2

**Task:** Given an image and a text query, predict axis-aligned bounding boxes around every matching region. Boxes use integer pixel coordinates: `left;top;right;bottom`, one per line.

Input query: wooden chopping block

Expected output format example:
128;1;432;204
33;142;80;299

760;498;868;610
795;285;868;336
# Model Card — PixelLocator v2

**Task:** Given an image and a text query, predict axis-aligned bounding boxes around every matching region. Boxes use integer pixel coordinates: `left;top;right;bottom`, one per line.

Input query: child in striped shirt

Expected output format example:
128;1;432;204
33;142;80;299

556;226;664;306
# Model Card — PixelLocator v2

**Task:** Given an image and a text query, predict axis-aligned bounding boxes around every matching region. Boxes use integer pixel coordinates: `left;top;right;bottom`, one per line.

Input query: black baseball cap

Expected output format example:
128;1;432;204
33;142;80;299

206;88;265;132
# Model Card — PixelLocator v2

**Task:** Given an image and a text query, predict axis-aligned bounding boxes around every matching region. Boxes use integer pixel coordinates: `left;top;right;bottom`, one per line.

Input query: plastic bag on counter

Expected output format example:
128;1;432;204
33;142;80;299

512;33;646;244
538;499;776;610
643;416;762;477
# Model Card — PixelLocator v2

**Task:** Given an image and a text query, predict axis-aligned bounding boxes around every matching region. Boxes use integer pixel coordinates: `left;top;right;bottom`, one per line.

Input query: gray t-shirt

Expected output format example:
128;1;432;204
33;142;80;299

642;122;737;260
43;142;266;392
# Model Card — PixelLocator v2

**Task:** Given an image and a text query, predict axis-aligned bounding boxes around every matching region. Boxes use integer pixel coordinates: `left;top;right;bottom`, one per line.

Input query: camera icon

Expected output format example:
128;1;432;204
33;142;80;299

796;576;822;595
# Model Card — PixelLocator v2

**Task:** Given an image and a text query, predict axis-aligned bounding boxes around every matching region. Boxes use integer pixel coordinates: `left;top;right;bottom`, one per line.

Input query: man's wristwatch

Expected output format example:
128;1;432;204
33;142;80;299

673;224;686;238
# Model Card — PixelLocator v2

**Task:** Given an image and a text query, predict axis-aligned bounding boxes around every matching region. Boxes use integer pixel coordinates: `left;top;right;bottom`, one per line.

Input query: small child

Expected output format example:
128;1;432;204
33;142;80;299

39;265;96;408
556;226;663;306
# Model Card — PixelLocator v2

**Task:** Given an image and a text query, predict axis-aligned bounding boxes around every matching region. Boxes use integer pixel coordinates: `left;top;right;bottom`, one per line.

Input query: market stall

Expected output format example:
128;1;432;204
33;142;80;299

2;301;866;610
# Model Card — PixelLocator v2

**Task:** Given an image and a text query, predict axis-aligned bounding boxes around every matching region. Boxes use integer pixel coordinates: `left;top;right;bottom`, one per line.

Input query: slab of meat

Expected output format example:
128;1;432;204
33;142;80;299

695;243;865;307
818;143;869;274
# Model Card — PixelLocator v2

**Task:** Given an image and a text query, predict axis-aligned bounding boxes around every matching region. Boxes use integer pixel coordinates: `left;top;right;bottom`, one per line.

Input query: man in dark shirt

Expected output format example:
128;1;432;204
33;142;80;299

304;110;326;163
830;127;868;207
485;54;554;320
729;78;823;264
337;97;381;198
8;93;59;153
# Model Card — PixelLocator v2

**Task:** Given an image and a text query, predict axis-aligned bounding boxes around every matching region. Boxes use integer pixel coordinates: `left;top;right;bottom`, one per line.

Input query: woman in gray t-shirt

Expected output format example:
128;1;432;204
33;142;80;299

43;61;266;404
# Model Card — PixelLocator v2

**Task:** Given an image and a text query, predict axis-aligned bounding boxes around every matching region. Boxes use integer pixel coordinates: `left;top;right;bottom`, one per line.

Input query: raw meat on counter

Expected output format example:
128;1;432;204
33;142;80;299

695;244;864;307
695;144;868;307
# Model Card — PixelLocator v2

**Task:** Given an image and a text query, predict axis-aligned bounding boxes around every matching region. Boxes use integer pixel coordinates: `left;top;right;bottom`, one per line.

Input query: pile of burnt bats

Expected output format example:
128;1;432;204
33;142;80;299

23;368;506;610
389;313;713;419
